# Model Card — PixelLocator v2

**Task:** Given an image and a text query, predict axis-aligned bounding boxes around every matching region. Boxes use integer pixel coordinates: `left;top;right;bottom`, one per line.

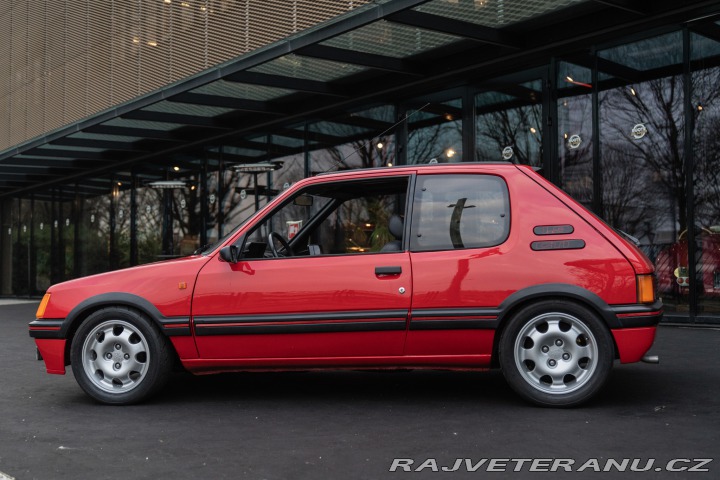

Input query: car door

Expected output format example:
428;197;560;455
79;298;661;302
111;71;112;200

191;176;412;361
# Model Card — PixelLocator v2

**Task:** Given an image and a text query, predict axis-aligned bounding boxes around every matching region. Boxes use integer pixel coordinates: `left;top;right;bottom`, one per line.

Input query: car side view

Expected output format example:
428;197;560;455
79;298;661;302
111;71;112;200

29;163;662;407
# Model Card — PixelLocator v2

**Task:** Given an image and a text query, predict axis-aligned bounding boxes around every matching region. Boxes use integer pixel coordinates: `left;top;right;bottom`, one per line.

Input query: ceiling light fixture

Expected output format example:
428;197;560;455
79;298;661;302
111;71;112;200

232;162;284;173
148;180;187;189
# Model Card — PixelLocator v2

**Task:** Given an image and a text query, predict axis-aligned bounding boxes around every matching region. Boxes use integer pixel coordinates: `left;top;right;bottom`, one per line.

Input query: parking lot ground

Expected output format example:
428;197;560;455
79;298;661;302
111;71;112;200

1;301;719;479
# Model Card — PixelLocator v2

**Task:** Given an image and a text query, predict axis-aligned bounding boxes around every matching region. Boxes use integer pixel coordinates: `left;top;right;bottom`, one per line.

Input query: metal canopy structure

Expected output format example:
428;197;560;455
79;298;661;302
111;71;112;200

1;0;718;200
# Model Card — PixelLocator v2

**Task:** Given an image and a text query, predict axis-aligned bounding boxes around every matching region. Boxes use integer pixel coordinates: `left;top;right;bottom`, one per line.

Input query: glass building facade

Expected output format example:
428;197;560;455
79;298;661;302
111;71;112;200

2;0;720;324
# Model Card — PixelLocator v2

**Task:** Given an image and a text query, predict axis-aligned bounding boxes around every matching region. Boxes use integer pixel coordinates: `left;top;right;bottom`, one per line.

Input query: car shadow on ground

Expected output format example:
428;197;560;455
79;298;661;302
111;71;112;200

154;369;520;406
143;362;665;409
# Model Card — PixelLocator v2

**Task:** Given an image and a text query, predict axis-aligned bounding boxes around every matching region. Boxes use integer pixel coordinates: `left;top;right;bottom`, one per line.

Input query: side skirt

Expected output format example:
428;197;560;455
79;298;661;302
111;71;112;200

181;354;493;375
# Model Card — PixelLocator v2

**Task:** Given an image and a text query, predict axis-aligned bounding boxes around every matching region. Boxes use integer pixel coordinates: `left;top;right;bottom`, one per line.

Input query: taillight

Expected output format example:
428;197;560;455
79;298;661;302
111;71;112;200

36;293;51;318
637;275;656;304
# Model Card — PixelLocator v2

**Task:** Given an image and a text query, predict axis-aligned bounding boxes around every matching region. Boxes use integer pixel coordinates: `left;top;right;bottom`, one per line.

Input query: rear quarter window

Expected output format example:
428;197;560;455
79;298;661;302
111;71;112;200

410;174;510;251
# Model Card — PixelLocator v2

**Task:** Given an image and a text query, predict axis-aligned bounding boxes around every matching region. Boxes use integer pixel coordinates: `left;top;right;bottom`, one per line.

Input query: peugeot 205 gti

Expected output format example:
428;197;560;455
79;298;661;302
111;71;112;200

30;163;661;407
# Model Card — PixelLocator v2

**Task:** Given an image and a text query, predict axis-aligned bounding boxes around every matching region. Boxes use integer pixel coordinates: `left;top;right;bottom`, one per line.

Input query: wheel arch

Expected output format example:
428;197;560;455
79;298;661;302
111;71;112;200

491;284;620;367
59;293;184;364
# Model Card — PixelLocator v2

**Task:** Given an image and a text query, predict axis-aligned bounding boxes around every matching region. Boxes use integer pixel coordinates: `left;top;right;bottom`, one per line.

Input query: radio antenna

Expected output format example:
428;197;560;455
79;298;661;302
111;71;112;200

322;103;430;173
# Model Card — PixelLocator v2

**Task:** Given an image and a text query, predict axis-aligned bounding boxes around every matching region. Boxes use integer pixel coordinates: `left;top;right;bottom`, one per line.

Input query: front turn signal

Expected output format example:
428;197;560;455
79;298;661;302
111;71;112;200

637;275;656;304
36;293;51;318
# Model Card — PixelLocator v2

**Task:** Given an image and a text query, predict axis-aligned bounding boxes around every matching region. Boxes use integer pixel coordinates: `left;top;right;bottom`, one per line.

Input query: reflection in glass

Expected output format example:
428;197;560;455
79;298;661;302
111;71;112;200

475;80;542;165
692;32;720;315
34;199;52;294
408;99;462;165
244;177;408;257
135;186;163;264
598;33;685;313
558;62;592;206
410;175;510;251
310;106;398;172
81;189;111;275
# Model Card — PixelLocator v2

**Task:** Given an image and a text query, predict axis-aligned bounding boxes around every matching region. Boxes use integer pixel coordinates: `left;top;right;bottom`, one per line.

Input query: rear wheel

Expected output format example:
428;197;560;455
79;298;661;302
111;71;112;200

499;300;614;407
70;307;172;405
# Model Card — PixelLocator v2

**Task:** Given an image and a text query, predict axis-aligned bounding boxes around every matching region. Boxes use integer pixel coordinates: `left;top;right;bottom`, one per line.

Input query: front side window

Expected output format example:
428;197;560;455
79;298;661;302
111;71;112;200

243;176;409;258
410;174;510;251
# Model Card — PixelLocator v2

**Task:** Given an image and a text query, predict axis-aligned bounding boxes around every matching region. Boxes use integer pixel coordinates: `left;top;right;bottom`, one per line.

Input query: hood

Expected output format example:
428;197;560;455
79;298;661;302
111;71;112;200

42;255;211;319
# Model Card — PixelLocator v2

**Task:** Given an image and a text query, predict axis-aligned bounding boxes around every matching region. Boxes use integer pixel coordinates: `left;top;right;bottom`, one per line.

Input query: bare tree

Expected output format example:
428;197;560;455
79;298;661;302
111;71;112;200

477;104;542;166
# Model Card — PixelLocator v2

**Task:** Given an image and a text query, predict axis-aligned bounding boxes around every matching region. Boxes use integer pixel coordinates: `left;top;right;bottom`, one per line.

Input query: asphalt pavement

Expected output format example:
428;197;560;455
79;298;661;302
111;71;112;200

1;301;718;479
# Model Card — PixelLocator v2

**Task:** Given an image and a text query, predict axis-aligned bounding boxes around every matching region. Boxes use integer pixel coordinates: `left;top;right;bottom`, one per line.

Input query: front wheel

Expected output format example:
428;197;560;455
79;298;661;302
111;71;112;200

499;300;614;407
70;307;173;405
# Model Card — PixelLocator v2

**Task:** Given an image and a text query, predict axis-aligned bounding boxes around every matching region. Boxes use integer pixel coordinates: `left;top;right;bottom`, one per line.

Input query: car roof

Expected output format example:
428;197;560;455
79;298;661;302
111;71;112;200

316;161;525;178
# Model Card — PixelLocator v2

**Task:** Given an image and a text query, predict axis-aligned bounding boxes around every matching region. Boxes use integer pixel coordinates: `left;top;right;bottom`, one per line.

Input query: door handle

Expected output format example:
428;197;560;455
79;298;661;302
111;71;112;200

375;266;402;275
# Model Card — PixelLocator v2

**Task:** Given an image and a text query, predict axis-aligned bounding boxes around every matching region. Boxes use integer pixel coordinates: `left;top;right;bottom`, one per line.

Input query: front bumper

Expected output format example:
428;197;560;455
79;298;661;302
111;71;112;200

33;339;67;374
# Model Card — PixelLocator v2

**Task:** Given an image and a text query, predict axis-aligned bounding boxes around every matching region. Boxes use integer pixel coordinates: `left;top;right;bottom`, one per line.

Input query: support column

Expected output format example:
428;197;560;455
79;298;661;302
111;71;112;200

73;189;82;279
0;200;13;295
56;190;66;283
683;27;698;322
30;196;37;294
109;181;119;270
462;88;476;162
161;188;173;256
395;105;408;166
130;173;138;266
200;156;208;248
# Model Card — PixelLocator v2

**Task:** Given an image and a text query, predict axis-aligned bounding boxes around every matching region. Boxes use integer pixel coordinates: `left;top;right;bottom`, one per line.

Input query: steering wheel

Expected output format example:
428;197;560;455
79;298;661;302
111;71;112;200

267;232;294;257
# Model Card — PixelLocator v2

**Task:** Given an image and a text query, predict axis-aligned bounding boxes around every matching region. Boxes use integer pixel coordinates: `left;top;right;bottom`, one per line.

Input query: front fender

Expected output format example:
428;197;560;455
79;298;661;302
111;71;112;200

29;292;191;339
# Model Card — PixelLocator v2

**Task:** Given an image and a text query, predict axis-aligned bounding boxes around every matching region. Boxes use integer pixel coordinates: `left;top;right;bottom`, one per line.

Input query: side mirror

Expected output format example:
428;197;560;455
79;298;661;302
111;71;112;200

219;245;240;264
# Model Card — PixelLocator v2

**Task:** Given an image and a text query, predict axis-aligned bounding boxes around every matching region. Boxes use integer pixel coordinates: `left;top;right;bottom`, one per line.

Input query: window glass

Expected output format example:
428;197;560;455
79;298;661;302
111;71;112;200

691;30;720;316
410;174;510;251
244;177;409;258
598;31;685;314
475;79;542;166
407;99;462;165
558;61;593;207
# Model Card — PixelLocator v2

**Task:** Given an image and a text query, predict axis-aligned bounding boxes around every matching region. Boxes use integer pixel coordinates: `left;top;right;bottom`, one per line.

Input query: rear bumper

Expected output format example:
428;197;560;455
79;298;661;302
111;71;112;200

609;300;663;328
611;327;657;363
609;301;662;363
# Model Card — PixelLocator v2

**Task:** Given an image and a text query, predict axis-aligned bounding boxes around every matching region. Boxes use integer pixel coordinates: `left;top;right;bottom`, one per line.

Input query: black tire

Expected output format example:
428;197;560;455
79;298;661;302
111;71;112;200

499;300;614;407
70;307;173;405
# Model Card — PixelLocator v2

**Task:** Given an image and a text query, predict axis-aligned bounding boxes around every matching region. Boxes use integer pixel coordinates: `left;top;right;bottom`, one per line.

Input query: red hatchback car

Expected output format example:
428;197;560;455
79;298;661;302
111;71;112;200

30;163;661;407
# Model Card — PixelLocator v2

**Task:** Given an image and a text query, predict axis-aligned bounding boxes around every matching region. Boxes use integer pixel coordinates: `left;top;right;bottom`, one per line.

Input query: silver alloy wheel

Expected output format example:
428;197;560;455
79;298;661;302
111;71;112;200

81;319;150;394
513;312;599;395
